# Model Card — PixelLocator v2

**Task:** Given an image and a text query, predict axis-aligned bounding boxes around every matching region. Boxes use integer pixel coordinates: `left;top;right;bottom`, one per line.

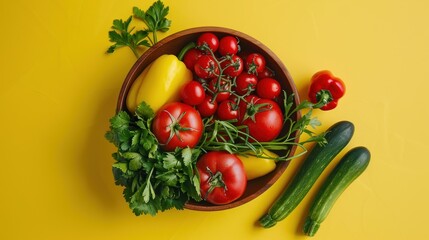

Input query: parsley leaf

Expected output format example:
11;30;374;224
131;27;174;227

105;102;202;216
107;0;171;58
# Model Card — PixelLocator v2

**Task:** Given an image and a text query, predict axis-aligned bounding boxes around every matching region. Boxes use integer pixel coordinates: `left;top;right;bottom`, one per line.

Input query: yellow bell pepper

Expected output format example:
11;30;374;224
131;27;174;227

237;149;278;180
126;54;192;113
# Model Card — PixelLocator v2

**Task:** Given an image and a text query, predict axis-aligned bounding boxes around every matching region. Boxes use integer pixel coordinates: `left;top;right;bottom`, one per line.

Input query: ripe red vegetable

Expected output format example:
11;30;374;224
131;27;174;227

197;151;247;205
221;55;244;77
308;70;346;111
208;78;231;102
194;55;220;79
235;73;258;95
217;99;238;121
245;53;266;74
238;97;283;142
182;48;204;70
152;102;203;151
180;81;205;106
218;35;240;56
256;78;281;99
197;32;219;53
197;96;218;117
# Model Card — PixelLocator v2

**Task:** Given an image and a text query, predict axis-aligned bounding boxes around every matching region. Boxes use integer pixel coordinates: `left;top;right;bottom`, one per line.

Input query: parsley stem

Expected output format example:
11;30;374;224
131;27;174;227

153;32;158;45
131;47;140;59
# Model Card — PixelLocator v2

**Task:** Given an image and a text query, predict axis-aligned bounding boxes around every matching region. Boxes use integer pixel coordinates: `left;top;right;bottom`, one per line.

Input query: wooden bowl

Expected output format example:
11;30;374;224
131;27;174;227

116;27;301;211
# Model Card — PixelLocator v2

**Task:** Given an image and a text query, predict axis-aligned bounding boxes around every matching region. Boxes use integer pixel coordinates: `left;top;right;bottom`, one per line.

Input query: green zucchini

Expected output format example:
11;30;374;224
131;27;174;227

259;121;354;228
303;146;370;236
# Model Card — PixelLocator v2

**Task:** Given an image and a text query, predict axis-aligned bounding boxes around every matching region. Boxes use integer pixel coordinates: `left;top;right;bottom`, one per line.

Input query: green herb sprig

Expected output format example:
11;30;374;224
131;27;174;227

107;0;171;58
196;90;327;161
105;102;201;216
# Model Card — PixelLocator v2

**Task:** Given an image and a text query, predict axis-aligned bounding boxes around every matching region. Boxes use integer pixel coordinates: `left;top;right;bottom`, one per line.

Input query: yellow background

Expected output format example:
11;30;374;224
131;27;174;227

1;0;428;239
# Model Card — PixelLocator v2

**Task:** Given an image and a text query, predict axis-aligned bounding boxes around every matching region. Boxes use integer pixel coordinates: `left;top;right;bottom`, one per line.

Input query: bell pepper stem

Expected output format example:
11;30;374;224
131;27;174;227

177;42;197;61
313;90;333;109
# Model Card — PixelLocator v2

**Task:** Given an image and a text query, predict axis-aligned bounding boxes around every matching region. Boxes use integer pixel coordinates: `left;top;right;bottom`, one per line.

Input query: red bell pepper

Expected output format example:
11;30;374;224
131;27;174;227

308;70;346;111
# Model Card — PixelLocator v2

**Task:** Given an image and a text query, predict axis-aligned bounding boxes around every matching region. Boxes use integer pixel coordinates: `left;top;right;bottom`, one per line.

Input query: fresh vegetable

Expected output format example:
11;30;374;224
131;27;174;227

198;88;328;160
194;55;220;79
238;97;284;142
106;31;332;215
197;96;218;117
182;48;204;70
197;151;247;205
219;35;240;56
126;54;192;113
107;0;171;58
152;102;203;152
235;73;258;95
221;55;244;77
258;67;275;79
256;78;281;99
105;102;202;216
303;146;370;236
245;53;266;74
237;149;278;180
197;32;219;52
259;121;355;228
208;78;232;102
180;81;206;106
217;100;238;121
308;70;346;111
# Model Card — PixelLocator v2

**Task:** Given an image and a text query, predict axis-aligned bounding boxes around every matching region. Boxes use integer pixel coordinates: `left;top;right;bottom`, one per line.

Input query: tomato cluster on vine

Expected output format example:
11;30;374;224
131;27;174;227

179;32;284;143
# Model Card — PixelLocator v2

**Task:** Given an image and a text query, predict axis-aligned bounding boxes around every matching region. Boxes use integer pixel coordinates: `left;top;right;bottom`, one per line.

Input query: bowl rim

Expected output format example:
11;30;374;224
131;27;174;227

116;26;302;211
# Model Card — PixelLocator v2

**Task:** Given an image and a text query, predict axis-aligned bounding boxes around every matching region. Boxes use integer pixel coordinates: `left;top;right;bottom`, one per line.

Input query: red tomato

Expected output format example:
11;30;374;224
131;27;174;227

235;73;258;95
208;78;231;102
218;35;239;56
245;53;266;74
183;48;204;70
221;55;243;77
258;67;275;79
197;32;219;53
194;55;220;79
217;100;238;121
152;102;203;151
180;81;206;105
238;98;283;142
197;96;218;117
256;78;281;99
197;151;247;205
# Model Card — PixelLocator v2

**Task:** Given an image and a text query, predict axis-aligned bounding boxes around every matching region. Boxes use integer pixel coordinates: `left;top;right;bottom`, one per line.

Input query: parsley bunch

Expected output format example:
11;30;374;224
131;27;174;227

107;0;171;58
105;103;201;216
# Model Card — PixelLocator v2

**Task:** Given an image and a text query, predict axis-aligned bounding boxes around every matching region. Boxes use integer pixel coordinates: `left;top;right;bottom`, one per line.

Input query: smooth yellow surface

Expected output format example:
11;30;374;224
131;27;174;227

1;0;428;239
126;54;192;113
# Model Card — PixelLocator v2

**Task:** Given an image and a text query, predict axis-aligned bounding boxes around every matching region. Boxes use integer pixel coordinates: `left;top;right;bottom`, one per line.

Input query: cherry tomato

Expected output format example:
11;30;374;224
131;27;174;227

258;67;275;79
221;55;244;77
235;73;258;95
183;48;204;70
218;35;239;56
245;53;266;74
152;102;203;151
256;78;281;99
197;151;247;205
238;98;283;142
194;55;220;79
197;32;219;53
244;94;261;103
217;99;238;121
208;78;231;102
180;81;206;105
197;96;218;117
